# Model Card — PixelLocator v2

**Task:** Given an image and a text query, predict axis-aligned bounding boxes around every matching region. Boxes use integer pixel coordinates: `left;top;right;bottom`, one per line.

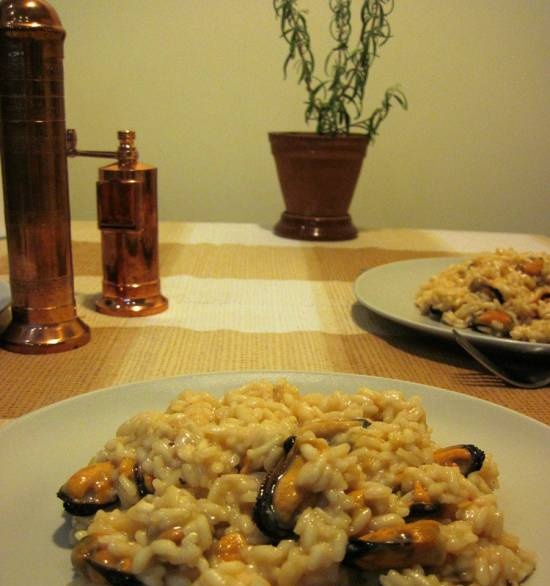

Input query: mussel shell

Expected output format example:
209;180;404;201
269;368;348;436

58;461;154;516
298;418;371;438
57;461;120;516
344;536;422;570
133;463;154;498
472;322;507;337
433;443;485;476
252;435;298;542
253;419;372;542
427;306;443;320
461;444;485;474
344;537;412;567
471;310;513;337
57;488;119;517
469;278;504;303
86;560;144;586
72;535;143;586
404;502;442;522
343;520;445;570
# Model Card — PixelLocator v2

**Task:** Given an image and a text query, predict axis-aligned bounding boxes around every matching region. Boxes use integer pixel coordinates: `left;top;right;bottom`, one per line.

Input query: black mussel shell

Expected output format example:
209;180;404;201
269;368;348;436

72;535;143;586
343;520;445;570
404;502;442;522
253;435;298;542
434;444;485;476
427;306;443;320
461;444;485;474
469;278;504;303
86;560;144;586
133;464;154;498
253;419;371;542
58;460;154;517
57;488;119;517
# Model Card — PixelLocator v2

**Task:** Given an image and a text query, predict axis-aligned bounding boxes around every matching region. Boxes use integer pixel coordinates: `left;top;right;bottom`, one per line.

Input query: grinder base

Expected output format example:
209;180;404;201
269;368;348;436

0;317;91;354
95;294;168;317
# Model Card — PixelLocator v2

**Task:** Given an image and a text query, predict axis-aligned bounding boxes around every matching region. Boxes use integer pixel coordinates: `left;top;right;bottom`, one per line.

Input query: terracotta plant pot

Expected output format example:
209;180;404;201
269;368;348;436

270;132;369;241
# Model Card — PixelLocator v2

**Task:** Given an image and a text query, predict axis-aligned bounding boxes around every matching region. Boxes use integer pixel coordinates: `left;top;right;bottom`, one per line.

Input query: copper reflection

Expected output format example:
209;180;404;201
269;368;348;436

0;0;90;353
94;130;168;317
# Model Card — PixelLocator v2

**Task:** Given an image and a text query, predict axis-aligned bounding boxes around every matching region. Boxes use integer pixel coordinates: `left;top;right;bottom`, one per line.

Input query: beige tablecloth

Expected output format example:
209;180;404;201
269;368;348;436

1;222;549;426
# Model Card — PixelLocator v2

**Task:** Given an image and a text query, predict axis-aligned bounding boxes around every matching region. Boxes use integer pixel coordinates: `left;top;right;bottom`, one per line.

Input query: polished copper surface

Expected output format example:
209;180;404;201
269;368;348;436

0;0;90;353
94;130;168;317
0;0;63;31
66;128;116;159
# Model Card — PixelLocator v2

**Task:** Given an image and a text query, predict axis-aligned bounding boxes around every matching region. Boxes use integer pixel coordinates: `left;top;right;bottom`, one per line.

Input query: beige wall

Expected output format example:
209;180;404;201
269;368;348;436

10;1;550;234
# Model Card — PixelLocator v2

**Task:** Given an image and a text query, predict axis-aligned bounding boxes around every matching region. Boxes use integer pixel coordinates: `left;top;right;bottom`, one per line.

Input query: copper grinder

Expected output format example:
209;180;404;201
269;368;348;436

0;0;90;353
67;129;168;317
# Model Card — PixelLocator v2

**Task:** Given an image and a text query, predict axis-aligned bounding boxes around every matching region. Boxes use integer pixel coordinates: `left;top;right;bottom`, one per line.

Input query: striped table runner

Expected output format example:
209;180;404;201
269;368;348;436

1;222;549;426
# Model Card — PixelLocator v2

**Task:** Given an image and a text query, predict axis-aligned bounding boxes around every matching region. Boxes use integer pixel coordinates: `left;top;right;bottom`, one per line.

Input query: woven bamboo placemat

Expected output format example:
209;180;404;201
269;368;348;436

1;225;548;424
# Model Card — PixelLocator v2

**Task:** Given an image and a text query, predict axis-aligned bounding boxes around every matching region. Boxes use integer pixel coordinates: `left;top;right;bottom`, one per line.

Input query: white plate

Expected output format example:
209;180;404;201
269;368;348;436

1;371;547;585
354;257;550;355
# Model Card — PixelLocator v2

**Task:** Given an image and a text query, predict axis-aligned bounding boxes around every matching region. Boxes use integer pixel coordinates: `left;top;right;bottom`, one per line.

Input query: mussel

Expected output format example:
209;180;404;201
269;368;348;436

402;445;484;521
469;278;504;303
433;444;485;476
133;463;155;499
405;502;442;522
404;481;443;522
519;257;544;277
215;532;247;562
253;418;371;542
297;418;371;439
426;306;443;321
344;520;446;571
72;534;143;586
57;458;154;516
535;287;550;303
403;480;459;522
472;309;514;337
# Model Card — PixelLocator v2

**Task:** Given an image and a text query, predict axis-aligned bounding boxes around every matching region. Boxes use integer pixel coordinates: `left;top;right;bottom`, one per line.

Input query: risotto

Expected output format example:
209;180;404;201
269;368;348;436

414;249;550;343
57;380;536;586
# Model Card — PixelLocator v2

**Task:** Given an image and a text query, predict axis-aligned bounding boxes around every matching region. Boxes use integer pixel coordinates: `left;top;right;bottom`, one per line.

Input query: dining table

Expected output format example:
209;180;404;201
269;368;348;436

0;221;549;429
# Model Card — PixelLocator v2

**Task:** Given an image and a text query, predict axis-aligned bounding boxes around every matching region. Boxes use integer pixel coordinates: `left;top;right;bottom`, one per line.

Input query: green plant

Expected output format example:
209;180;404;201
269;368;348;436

273;0;407;137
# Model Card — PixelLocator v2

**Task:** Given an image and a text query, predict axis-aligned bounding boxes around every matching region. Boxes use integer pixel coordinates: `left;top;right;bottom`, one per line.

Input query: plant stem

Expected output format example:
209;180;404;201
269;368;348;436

273;0;406;138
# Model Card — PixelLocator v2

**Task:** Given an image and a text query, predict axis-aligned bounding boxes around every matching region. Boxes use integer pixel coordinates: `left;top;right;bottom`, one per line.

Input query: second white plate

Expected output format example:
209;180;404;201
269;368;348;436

354;257;550;355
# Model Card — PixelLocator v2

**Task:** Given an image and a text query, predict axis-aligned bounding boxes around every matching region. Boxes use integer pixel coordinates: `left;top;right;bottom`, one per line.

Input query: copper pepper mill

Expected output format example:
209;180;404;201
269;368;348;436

0;0;90;353
67;129;168;317
0;0;167;354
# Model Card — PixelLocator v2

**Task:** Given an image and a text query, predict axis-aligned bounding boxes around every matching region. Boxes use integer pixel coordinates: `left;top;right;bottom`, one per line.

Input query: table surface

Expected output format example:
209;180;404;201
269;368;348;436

1;222;549;427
